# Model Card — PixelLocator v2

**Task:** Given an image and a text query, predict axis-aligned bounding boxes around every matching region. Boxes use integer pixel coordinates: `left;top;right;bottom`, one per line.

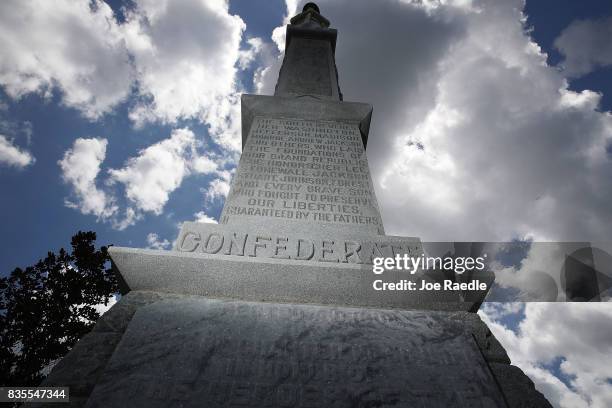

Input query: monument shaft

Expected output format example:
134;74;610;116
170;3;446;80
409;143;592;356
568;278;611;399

221;116;384;234
221;4;382;235
275;2;341;100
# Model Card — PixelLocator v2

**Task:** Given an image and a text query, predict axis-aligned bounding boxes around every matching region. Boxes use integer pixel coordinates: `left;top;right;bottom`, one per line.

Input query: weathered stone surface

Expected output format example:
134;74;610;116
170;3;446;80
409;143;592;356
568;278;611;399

275;4;340;100
451;312;511;364
34;292;551;407
37;332;121;396
29;292;176;405
240;94;372;148
277;37;337;98
86;296;507;408
227;108;382;235
109;245;484;311
489;363;553;408
92;291;183;333
27;396;89;408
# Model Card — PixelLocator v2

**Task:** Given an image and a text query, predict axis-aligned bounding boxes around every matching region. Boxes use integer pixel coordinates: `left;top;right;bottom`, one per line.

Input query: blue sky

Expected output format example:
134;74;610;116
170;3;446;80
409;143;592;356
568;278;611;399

1;1;612;406
525;0;612;110
0;0;286;273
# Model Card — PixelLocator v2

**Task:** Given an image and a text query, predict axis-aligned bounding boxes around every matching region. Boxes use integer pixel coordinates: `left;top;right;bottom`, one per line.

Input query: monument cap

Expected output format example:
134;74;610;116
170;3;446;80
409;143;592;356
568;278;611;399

303;2;320;14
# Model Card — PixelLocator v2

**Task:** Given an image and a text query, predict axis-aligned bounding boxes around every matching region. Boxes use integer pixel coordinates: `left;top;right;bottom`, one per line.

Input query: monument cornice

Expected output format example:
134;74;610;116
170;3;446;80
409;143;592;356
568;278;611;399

241;94;372;149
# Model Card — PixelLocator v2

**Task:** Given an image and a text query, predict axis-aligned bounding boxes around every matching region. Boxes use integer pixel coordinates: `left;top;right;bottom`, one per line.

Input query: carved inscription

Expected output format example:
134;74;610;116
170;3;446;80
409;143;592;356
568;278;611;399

178;228;420;265
222;117;383;231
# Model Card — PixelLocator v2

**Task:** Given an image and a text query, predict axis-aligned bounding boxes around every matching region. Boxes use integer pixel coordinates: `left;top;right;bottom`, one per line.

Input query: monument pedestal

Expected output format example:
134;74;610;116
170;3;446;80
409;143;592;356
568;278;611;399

108;221;491;312
34;291;550;407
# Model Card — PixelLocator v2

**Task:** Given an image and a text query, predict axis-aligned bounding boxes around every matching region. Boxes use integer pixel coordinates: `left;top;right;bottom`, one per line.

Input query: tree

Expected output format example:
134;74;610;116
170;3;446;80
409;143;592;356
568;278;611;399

0;231;117;386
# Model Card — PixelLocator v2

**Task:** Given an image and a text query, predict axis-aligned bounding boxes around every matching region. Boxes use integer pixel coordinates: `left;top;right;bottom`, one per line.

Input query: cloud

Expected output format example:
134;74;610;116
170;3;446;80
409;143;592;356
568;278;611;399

192;155;218;174
193;211;218;224
59;128;219;229
0;135;35;168
260;3;612;403
555;16;612;77
479;301;524;320
203;169;233;201
111;207;142;231
238;37;265;70
270;0;299;53
58;137;117;219
123;0;254;151
2;0;271;228
0;0;265;152
261;0;612;243
206;179;229;200
108;128;216;215
480;303;612;408
145;232;171;250
244;37;278;95
0;0;132;119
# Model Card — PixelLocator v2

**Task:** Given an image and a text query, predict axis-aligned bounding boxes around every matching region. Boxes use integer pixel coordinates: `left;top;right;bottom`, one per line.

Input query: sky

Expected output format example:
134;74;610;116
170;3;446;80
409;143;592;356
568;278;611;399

0;0;611;406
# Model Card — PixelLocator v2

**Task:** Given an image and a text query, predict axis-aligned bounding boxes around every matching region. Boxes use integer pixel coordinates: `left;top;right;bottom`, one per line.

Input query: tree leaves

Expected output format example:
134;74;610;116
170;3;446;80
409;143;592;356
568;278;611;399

0;231;117;386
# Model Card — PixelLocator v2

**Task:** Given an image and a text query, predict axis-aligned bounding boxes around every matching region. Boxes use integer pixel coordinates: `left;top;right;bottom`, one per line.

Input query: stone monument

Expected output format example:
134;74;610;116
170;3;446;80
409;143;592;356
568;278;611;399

36;4;551;407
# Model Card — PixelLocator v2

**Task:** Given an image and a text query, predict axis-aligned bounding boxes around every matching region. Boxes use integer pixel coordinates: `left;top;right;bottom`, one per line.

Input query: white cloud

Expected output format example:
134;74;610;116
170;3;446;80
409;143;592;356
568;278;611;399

0;0;132;119
192;155;218;174
146;232;171;250
260;3;612;404
238;37;265;70
555;17;612;77
59;128;220;229
111;207;142;231
243;36;279;95
260;0;612;242
0;0;265;152
123;0;252;151
108;128;216;215
480;303;612;408
0;135;34;168
270;0;299;53
193;211;218;224
373;1;612;242
486;242;612;303
58;137;117;219
479;302;524;320
204;169;233;201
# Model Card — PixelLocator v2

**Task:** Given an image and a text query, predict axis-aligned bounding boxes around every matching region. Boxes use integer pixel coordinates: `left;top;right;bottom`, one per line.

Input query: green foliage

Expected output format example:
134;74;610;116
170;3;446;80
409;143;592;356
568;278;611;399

0;231;117;386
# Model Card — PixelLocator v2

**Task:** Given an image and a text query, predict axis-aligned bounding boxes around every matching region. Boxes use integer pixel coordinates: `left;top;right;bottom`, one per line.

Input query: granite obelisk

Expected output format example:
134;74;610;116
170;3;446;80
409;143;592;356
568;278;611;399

35;4;551;407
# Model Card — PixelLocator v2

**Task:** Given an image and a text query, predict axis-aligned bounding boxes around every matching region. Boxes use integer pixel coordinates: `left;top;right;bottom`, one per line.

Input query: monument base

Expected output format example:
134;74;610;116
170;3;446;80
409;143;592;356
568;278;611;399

33;291;551;408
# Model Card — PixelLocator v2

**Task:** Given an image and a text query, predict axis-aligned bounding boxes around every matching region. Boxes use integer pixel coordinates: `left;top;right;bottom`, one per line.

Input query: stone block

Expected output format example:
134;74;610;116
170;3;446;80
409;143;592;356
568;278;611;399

109;245;482;311
38;332;122;397
240;94;372;148
92;291;182;334
452;312;511;364
86;296;506;407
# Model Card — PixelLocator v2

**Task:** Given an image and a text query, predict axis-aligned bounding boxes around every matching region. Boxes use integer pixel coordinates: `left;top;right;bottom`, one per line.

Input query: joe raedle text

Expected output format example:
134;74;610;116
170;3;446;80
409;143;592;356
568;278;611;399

371;254;489;292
